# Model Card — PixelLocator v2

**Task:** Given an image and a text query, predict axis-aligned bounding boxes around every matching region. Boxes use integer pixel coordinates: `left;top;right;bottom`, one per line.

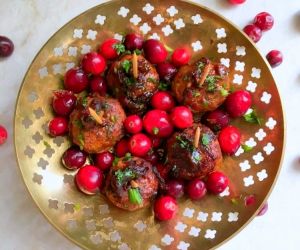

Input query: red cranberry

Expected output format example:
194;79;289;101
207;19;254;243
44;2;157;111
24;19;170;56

99;38;122;60
266;50;283;68
257;202;268;216
225;90;252;118
143;39;168;64
228;0;246;4
124;115;143;134
156;163;170;180
90;76;107;95
143;110;173;138
171;47;191;67
124;33;144;51
143;150;159;165
245;195;256;206
151;136;162;148
170;106;193;129
52;90;76;116
154;196;178;221
75;165;103;195
62;147;87;170
203;109;230;131
156;62;177;82
187;179;207;200
166;179;185;199
206;171;229;194
82;52;106;75
243;24;262;43
128;133;152;157
218;125;241;155
0;36;14;57
48;117;68;137
151;91;175;111
95;151;114;171
0;125;8;145
254;12;274;31
64;68;89;93
115;139;130;157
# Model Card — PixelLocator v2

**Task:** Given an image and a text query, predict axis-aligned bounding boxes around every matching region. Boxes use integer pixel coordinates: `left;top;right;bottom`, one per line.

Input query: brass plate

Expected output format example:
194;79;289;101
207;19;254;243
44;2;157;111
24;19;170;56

14;0;285;249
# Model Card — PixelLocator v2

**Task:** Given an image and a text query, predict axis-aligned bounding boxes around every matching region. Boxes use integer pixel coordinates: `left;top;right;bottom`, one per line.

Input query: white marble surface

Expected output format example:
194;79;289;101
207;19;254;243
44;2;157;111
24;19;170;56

0;0;299;249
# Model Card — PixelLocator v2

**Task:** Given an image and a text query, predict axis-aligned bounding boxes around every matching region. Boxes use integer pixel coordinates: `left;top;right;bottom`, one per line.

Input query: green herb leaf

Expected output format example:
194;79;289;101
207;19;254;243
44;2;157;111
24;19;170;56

121;60;132;74
192;150;201;164
128;188;143;204
113;43;126;55
134;49;142;55
192;89;201;97
123;152;132;161
176;135;194;152
220;88;229;97
124;76;135;86
243;110;261;125
114;168;136;185
153;127;159;135
201;133;211;146
197;61;205;70
242;144;253;152
148;77;157;83
78;133;85;150
113;157;119;167
205;75;222;92
43;141;51;148
158;81;169;91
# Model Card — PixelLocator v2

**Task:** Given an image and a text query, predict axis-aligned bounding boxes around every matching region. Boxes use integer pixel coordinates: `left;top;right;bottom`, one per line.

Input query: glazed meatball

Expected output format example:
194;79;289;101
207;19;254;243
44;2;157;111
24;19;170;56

172;57;230;113
69;94;126;154
105;157;159;211
167;123;223;180
107;54;159;114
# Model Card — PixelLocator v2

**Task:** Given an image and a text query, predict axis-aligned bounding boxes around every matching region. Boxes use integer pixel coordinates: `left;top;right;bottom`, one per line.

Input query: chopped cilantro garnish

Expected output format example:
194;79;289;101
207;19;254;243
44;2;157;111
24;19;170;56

113;43;126;55
243;110;261;125
192;150;201;164
158;81;169;91
192;89;201;97
176;135;194;152
43;141;51;148
78;133;84;150
124;76;135;86
201;133;211;146
148;77;157;83
205;75;222;92
197;61;205;70
123;152;132;161
112;157;119;167
128;188;142;204
121;60;132;73
220;88;229;97
153;127;159;135
114;168;136;185
81;96;88;107
134;49;142;55
242;144;253;152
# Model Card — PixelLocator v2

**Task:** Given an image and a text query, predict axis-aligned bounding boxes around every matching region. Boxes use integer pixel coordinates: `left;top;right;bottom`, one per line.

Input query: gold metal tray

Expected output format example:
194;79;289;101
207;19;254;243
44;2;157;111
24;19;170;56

14;0;285;249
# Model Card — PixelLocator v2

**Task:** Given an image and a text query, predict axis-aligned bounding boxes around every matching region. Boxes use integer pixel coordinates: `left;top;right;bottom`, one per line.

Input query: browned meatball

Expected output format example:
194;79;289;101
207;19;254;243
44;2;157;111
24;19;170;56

106;54;159;114
69;94;126;154
172;57;230;113
105;157;159;211
167;123;223;180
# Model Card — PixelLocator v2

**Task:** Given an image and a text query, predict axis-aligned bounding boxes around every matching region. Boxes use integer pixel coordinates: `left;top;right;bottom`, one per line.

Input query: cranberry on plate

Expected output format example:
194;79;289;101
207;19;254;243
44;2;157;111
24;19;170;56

0;125;8;145
75;165;103;195
243;24;262;43
90;76;107;95
124;33;144;51
95;151;114;171
165;179;185;199
202;109;230;132
218;125;241;155
0;36;14;57
266;50;283;68
99;38;123;60
170;106;193;129
186;178;207;200
62;147;87;170
156;62;177;82
151;91;175;111
115;138;130;157
48;117;68;137
128;133;152;157
143;39;168;64
64;68;89;93
124;115;143;134
206;171;229;194
81;52;106;75
154;196;178;221
171;47;191;67
225;90;252;118
228;0;246;4
254;12;274;31
143;110;173;138
52;90;76;116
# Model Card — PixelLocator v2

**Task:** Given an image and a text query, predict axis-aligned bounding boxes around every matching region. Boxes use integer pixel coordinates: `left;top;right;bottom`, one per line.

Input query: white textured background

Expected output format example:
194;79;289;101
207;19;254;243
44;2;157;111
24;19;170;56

0;0;299;249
